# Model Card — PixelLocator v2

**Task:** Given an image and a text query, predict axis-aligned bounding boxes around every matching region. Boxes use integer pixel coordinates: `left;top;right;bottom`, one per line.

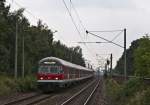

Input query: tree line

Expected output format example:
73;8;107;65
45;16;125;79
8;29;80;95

0;0;85;77
114;35;150;77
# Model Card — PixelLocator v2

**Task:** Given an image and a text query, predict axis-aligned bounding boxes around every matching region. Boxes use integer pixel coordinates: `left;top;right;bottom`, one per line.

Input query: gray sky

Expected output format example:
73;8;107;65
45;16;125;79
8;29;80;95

6;0;150;69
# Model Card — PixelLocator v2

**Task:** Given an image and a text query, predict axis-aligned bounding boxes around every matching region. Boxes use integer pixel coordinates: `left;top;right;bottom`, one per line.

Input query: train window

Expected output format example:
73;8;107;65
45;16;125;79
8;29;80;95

38;65;63;74
50;66;58;73
38;66;49;73
50;66;63;74
59;69;63;73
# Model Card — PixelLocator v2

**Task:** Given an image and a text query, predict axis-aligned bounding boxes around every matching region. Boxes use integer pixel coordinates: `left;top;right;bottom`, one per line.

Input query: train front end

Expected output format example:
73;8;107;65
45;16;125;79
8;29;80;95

37;58;64;91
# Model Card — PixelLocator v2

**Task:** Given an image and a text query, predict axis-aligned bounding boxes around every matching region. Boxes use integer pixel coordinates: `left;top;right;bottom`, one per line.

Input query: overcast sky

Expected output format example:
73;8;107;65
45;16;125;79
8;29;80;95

6;0;150;69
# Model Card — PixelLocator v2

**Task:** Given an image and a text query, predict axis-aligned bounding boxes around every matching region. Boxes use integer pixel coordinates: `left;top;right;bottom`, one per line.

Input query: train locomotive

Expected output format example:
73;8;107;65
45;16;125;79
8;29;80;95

37;57;94;91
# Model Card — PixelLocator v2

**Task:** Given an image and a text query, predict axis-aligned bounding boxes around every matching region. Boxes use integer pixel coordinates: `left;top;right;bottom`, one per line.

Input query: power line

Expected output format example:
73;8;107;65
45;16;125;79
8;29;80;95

89;30;123;33
70;0;86;31
12;0;97;65
8;0;96;63
10;0;88;51
63;0;99;64
86;30;124;48
78;41;109;44
62;0;84;41
67;1;98;60
8;0;40;20
7;0;58;35
62;0;96;57
111;30;123;41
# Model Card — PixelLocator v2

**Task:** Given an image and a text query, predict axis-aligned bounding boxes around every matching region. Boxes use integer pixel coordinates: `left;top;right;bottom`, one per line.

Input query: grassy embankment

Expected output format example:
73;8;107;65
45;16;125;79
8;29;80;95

0;75;37;96
105;78;150;105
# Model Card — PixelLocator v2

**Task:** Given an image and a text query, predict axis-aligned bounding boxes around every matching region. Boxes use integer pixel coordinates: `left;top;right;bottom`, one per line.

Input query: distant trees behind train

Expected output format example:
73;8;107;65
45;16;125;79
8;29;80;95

0;0;85;76
114;35;150;77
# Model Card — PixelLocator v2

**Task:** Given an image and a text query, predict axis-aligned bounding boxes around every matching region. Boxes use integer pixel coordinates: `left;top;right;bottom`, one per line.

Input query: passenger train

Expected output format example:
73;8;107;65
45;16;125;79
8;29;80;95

37;57;94;91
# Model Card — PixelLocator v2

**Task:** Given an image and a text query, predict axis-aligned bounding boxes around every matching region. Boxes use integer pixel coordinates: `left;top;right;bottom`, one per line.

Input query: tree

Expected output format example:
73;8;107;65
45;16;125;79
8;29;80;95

0;1;85;77
114;35;150;77
134;36;150;77
114;39;140;75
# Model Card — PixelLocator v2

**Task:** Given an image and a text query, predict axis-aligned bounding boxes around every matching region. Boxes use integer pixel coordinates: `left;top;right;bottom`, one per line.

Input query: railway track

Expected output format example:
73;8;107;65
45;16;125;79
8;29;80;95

2;78;102;105
4;93;55;105
84;79;100;105
0;78;96;105
60;78;101;105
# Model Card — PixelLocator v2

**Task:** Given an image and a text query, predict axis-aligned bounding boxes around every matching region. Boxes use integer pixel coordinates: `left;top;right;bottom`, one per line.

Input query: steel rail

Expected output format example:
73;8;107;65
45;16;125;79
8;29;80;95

4;93;54;105
61;79;97;105
27;94;54;105
4;93;41;105
84;79;100;105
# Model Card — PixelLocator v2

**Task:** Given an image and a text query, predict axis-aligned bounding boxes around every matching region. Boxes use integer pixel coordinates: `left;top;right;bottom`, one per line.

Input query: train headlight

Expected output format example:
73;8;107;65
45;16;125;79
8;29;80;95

55;77;58;80
40;77;43;80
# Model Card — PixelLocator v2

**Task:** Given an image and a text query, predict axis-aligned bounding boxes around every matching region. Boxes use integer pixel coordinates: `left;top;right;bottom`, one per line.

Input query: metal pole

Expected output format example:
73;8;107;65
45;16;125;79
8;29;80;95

104;63;107;78
124;28;127;80
110;53;112;77
22;33;24;78
15;21;18;79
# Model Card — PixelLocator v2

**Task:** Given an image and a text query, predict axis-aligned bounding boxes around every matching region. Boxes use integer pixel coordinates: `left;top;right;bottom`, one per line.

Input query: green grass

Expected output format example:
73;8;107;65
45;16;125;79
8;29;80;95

0;75;37;96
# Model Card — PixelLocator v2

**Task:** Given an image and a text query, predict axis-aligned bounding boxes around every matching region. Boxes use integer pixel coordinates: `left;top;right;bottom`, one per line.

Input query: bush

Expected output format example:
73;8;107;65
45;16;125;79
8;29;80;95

128;88;150;105
0;75;37;96
114;78;145;105
16;75;37;92
0;76;17;96
105;78;149;105
120;78;145;97
143;88;150;105
105;79;121;104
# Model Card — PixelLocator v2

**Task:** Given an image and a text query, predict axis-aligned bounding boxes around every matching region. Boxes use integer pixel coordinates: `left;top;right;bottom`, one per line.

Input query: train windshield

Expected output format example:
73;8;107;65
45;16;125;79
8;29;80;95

38;65;63;74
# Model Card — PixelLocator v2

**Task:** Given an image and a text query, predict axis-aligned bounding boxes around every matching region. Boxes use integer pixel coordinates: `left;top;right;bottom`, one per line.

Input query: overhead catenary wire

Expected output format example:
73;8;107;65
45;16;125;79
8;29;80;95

68;0;125;68
10;0;91;55
69;1;108;66
111;30;123;41
62;0;98;65
62;0;84;40
68;1;125;69
62;0;90;48
8;0;69;43
86;30;124;48
6;0;96;67
78;41;109;44
8;0;40;20
7;0;70;46
89;29;123;33
8;0;59;33
70;0;88;40
11;0;98;67
70;0;86;31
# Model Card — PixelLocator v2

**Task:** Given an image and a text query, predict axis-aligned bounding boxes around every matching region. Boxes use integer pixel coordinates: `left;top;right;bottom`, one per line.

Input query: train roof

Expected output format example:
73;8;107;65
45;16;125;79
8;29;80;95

39;57;93;71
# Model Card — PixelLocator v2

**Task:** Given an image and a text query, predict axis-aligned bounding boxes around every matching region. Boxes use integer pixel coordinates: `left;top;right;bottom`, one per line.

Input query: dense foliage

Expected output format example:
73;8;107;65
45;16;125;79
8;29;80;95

0;0;85;77
0;75;37;96
110;36;150;105
114;39;140;75
114;35;150;77
105;78;150;105
134;36;150;77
